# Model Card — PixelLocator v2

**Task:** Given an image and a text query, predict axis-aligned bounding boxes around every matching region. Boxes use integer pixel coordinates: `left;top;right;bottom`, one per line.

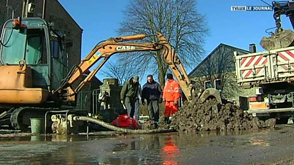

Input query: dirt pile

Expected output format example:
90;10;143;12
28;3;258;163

168;98;276;133
142;120;158;130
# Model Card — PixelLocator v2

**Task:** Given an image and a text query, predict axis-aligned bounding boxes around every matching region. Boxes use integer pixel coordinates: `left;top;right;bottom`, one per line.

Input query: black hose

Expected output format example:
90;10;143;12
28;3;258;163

73;116;175;134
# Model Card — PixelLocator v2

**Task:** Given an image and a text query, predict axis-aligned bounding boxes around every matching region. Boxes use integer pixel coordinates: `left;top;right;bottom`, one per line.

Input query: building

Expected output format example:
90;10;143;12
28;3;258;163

188;43;256;102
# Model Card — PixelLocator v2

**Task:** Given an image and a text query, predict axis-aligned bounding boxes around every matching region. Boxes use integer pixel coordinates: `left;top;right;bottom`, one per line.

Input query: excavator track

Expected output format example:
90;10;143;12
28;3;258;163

10;107;27;131
9;107;62;132
0;108;14;126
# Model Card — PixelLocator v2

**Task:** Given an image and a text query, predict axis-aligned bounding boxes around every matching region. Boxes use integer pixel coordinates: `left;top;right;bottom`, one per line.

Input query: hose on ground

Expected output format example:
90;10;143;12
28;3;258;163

73;116;175;134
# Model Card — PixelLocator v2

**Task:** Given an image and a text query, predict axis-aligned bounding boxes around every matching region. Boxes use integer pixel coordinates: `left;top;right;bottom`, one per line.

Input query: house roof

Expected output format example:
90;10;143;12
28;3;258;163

188;43;250;77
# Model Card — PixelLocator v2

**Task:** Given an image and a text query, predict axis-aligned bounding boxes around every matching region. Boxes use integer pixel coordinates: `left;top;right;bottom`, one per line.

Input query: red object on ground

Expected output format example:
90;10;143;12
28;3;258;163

111;114;141;129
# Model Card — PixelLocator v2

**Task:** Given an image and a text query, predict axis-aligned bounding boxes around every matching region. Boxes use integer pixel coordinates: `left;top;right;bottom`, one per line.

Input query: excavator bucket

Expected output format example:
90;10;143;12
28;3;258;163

198;88;222;104
197;88;222;113
260;29;294;51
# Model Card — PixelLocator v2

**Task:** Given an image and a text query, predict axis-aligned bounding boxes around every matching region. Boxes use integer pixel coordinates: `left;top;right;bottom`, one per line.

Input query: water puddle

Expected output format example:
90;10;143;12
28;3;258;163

0;127;289;164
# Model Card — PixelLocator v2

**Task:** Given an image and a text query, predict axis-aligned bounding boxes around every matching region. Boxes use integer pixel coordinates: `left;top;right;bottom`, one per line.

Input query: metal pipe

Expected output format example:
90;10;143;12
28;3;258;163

42;0;46;19
73;116;175;134
22;0;26;18
11;10;14;19
6;0;9;18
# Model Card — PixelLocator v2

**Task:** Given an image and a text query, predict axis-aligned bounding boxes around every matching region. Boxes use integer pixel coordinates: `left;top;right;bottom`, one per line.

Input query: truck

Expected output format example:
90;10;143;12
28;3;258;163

235;46;294;119
0;16;222;132
234;1;294;122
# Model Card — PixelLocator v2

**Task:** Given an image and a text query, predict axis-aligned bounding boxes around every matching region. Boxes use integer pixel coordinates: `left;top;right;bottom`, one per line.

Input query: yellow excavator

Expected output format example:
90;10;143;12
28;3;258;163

0;17;222;131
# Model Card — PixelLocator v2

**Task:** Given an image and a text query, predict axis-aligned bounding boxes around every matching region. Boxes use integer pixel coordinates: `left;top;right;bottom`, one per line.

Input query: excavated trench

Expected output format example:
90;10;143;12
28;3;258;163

156;98;276;133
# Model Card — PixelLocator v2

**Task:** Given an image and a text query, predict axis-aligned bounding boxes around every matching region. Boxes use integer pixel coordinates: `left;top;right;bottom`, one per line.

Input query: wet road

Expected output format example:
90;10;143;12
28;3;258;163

1;126;294;165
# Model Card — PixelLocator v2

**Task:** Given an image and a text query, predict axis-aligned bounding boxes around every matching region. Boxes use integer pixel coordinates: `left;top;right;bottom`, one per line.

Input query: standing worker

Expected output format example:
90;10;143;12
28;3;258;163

142;75;162;126
162;73;181;124
120;76;142;121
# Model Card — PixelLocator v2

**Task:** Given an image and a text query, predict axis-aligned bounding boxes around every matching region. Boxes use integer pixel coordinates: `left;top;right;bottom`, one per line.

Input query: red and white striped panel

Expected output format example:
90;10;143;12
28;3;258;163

240;55;267;79
276;51;294;72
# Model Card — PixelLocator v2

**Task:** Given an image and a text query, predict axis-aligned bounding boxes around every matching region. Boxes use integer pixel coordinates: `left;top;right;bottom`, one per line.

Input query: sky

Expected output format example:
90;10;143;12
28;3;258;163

58;0;293;83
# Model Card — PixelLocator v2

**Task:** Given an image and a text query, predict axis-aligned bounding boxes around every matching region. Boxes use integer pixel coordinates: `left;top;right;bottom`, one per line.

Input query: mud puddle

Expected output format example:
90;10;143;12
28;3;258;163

1;127;292;165
0;132;117;143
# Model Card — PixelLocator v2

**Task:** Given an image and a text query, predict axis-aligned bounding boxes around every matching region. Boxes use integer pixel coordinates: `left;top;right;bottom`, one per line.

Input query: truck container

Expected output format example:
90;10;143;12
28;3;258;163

234;46;294;120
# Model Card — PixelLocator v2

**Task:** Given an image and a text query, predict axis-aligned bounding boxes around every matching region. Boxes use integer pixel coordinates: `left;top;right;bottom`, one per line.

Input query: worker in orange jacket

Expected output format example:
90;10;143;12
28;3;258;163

162;73;181;124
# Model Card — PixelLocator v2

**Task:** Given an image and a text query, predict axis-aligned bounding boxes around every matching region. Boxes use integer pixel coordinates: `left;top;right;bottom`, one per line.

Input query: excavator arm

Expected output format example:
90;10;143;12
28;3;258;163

261;1;294;50
272;1;294;32
156;33;193;100
156;34;221;104
53;33;195;105
53;34;162;105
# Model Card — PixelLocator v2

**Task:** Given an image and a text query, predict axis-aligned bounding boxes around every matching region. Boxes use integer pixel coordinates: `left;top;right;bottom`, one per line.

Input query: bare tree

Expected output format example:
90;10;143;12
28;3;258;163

117;0;208;87
100;61;145;85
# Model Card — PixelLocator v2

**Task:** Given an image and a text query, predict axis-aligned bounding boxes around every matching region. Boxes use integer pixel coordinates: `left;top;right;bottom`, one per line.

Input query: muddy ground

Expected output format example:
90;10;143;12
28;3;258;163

166;99;276;132
1;125;294;164
0;99;292;165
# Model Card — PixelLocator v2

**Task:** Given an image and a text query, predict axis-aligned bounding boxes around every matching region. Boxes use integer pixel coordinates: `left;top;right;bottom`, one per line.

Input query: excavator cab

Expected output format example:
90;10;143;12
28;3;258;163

0;17;69;106
0;17;72;130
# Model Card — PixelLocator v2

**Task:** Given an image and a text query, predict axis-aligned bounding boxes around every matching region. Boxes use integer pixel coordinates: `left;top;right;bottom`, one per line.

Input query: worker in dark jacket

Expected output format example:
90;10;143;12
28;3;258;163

120;76;142;121
142;75;162;125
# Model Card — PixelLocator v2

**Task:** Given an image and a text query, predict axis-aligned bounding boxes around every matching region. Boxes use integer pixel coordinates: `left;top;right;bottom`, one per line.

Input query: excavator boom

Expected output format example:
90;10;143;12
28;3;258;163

156;33;193;100
55;33;194;105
